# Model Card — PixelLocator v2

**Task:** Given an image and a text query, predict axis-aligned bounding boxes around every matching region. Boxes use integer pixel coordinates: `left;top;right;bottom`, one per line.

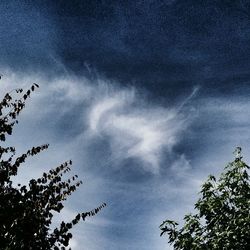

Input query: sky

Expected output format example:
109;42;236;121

1;0;250;249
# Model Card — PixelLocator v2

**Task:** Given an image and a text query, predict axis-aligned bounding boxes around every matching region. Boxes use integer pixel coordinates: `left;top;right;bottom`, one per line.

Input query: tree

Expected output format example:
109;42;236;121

160;147;250;250
0;83;106;249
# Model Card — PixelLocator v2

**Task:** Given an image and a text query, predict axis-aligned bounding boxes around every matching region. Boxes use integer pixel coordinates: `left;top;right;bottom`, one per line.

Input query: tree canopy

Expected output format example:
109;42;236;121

160;147;250;250
0;84;106;249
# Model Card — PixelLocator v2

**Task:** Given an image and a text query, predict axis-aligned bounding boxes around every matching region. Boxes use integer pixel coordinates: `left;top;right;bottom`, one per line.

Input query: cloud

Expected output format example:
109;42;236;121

170;154;191;178
0;69;192;175
87;87;188;173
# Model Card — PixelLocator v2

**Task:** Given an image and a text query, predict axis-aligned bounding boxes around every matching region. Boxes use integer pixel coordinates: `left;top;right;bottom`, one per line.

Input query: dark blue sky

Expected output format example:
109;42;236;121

1;0;250;97
1;1;250;249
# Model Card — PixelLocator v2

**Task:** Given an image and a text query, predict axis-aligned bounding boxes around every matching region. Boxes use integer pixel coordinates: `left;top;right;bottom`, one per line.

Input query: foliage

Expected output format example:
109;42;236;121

160;149;250;250
0;84;106;249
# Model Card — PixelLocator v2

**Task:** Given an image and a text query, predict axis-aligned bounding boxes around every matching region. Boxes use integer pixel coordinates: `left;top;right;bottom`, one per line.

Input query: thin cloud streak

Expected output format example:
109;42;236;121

177;85;200;113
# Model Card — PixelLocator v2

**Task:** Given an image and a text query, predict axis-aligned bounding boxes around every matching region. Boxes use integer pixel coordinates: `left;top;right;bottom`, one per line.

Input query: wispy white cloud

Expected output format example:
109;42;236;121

0;69;194;175
87;87;188;173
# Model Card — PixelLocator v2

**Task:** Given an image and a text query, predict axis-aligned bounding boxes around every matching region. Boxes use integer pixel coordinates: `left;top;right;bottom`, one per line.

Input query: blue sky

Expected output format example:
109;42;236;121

1;1;250;249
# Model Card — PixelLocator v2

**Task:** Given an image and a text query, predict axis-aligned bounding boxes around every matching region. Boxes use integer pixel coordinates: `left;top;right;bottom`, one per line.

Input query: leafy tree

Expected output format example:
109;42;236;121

0;83;106;249
160;148;250;250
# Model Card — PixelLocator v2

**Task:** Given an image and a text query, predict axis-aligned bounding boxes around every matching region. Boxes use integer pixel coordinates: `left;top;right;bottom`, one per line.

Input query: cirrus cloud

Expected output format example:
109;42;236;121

87;87;188;173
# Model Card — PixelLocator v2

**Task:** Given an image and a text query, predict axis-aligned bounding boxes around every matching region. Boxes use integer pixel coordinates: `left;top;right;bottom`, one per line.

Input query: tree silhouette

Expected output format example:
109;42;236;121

160;148;250;250
0;83;106;249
